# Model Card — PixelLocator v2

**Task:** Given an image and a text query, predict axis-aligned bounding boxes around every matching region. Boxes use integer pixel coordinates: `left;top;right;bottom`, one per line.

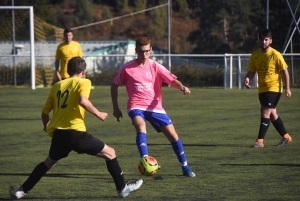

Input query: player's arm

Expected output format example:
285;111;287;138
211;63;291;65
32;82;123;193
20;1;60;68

78;96;108;121
281;68;292;98
41;112;50;132
55;59;62;81
110;83;122;122
171;79;191;95
244;71;256;89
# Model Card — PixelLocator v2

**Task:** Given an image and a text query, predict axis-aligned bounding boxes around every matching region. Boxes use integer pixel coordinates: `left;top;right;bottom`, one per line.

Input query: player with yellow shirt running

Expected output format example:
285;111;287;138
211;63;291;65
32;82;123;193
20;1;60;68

244;29;292;148
12;57;143;199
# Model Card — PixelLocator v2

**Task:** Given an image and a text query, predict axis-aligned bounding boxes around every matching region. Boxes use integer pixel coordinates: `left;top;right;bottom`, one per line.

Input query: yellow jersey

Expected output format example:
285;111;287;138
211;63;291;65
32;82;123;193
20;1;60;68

42;78;91;137
247;47;288;93
55;41;83;79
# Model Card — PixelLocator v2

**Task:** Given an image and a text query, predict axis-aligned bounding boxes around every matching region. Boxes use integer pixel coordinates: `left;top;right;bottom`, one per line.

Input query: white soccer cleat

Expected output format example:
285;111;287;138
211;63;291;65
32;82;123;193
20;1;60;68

117;179;143;198
12;187;26;199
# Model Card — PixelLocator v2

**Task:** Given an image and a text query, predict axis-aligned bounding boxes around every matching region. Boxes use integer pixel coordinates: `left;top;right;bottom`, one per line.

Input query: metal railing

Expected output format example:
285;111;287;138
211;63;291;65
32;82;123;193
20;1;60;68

0;54;299;88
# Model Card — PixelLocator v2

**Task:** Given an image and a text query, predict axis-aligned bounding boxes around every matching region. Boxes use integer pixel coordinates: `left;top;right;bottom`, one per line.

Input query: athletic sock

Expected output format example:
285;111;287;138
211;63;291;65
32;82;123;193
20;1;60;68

136;132;148;158
271;116;288;137
171;138;187;166
21;162;49;193
257;118;270;139
106;157;125;191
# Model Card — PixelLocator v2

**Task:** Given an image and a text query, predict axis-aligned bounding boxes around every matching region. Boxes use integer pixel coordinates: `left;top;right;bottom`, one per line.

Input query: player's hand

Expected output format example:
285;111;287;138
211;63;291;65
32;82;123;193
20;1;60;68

97;112;108;121
56;71;62;81
181;86;191;95
113;109;123;122
244;78;251;89
285;89;292;98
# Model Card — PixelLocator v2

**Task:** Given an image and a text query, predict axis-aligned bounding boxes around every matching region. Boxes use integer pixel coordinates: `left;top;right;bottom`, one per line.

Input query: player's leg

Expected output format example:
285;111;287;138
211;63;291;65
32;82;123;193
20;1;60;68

13;156;58;199
147;112;195;177
270;108;292;146
160;124;195;177
96;144;126;191
99;145;143;197
128;110;148;158
79;132;143;198
252;92;273;148
13;129;70;199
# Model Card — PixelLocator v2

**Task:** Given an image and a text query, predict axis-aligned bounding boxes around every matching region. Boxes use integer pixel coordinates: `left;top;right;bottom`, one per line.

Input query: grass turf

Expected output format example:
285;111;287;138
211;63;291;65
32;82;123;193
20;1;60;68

0;86;299;200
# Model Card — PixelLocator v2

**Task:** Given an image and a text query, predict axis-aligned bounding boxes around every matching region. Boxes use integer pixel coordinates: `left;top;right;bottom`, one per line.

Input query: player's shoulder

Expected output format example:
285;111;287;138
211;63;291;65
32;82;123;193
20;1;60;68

72;41;81;45
269;47;282;55
149;59;167;71
251;48;261;55
57;42;66;48
73;77;91;85
120;59;136;69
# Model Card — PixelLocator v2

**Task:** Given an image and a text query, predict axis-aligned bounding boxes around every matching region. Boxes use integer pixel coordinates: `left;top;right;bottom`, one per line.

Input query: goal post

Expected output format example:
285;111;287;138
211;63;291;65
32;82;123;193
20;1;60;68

0;6;35;89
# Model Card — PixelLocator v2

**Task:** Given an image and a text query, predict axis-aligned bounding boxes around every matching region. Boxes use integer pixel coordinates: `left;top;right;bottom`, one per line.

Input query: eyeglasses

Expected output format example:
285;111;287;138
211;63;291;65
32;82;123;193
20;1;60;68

137;49;151;54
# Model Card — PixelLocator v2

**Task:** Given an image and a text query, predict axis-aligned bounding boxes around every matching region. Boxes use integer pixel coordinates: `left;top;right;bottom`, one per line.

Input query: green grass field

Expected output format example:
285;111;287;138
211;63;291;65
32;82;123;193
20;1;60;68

0;87;299;201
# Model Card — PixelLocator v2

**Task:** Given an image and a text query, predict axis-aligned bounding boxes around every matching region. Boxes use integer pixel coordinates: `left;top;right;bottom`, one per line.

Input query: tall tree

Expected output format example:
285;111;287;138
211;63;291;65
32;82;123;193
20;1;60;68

188;0;265;54
148;5;168;44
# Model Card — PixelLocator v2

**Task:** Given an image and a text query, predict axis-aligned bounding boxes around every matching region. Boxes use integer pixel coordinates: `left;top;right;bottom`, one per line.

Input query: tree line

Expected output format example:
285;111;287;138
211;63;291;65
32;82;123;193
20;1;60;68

1;0;300;54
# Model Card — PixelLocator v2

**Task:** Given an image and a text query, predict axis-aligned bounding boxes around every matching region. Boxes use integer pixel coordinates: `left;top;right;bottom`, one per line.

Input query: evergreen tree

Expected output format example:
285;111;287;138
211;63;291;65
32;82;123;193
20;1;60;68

173;0;189;14
188;0;265;54
148;6;167;43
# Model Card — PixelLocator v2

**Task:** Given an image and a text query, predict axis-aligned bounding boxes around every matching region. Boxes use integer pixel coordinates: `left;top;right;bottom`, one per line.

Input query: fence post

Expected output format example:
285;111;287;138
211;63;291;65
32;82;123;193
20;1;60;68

230;55;233;89
238;55;241;89
224;54;227;89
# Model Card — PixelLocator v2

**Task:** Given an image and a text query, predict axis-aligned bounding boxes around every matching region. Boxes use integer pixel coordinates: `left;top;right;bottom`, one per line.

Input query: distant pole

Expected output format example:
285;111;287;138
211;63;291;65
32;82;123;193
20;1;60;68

12;0;16;86
291;39;295;85
266;0;269;29
168;0;171;72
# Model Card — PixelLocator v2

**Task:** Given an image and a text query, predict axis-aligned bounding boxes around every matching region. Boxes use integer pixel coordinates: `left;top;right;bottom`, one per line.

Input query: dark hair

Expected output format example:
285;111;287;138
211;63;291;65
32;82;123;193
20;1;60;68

67;57;86;76
64;28;72;34
259;29;272;39
136;36;151;48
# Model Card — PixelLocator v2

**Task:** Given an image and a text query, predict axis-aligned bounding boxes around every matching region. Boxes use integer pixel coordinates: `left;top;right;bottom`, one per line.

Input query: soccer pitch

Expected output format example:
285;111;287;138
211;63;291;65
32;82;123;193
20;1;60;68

0;87;299;200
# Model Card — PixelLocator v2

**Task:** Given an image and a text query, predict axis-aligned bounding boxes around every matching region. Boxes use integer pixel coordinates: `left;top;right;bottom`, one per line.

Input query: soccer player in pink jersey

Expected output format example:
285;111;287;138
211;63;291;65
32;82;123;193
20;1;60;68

111;36;195;177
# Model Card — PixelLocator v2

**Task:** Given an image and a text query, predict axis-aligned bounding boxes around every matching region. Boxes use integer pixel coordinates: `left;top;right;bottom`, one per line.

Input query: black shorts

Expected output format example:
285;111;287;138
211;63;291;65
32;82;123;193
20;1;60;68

259;92;281;108
49;129;105;161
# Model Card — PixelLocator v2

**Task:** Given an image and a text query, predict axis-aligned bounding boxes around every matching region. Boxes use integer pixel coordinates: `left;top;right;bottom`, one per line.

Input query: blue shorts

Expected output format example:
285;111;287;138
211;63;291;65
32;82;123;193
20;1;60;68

128;109;173;132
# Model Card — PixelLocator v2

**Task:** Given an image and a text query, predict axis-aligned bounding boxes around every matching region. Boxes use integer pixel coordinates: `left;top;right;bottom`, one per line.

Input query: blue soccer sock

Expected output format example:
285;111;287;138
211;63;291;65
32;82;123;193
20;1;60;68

171;138;187;167
136;132;148;158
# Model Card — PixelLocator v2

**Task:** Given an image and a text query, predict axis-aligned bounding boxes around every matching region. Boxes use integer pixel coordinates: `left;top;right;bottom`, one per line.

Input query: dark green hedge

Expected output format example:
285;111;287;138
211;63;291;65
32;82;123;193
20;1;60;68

86;67;223;87
0;66;224;87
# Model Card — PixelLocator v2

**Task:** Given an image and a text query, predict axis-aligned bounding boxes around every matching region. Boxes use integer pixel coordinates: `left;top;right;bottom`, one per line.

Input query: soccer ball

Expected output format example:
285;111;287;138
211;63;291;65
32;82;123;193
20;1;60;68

138;156;158;176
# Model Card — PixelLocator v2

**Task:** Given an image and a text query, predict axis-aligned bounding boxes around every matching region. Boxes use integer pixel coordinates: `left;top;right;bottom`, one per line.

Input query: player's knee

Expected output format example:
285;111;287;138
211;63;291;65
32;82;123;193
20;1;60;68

98;145;116;160
44;156;57;169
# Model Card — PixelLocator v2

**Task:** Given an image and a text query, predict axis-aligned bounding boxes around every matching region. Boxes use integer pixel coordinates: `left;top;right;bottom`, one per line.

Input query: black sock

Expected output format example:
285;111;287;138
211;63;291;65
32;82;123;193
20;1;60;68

21;162;49;193
272;116;287;137
257;118;270;139
106;158;125;191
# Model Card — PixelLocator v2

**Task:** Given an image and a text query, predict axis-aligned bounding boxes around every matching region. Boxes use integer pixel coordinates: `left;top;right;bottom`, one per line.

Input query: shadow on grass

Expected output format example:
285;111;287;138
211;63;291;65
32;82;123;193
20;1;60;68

220;163;300;167
1;197;108;200
1;173;114;179
0;118;40;120
2;191;115;201
109;143;218;147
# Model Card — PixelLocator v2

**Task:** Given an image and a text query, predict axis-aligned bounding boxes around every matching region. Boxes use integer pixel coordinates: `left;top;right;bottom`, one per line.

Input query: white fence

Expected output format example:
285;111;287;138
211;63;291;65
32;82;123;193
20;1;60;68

0;54;300;89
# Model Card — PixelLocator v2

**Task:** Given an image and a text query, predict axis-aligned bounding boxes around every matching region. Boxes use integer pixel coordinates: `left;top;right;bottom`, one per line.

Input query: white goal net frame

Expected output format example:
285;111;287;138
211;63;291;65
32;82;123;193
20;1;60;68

0;6;35;89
